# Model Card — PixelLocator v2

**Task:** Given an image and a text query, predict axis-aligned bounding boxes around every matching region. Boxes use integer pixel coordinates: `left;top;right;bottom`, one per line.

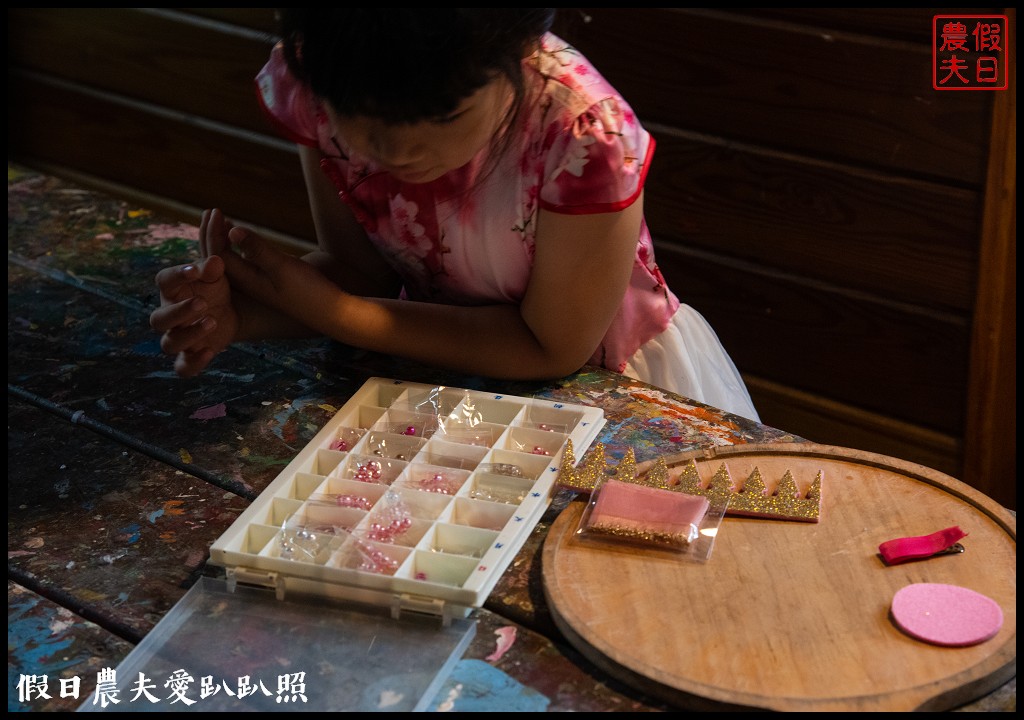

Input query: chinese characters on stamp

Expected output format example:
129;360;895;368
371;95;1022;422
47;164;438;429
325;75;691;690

933;15;1009;90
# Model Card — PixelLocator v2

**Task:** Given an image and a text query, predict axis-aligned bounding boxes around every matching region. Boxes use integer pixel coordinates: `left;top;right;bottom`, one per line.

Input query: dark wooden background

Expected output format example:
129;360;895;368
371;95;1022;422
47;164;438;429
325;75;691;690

7;8;1015;511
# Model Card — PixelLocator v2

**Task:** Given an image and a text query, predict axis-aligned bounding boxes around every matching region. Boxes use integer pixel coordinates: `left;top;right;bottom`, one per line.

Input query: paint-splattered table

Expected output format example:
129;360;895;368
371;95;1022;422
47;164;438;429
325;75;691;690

8;163;1014;712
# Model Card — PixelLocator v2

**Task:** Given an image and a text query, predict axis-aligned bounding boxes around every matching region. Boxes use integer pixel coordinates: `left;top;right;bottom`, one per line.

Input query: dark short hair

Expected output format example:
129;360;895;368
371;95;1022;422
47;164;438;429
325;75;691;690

278;8;556;124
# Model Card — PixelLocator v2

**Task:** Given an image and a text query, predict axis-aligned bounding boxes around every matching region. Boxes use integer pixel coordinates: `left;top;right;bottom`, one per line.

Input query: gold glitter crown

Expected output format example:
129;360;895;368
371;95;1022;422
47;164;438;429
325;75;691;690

558;439;822;523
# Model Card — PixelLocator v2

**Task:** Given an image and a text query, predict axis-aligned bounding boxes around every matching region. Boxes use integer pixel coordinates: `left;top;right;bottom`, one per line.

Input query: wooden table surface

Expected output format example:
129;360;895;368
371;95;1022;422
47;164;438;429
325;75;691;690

7;163;1015;712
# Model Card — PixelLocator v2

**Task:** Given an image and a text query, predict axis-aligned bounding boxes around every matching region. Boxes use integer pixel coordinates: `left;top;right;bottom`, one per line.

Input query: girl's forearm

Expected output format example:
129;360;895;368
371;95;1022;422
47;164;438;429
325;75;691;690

222;236;597;379
234;292;319;342
307;291;585;380
232;251;395;343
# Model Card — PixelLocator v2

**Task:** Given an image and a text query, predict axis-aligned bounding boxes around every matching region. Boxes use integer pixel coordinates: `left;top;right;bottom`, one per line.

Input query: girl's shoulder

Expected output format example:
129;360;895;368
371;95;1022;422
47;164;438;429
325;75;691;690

531;33;629;120
528;34;653;215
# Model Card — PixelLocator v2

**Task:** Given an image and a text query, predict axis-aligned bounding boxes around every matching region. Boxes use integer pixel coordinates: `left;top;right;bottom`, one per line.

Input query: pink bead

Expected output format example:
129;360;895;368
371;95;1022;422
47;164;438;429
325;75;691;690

359;546;397;573
532;446;550;455
403;425;417;436
335;494;371;510
330;439;349;451
355;461;382;481
420;471;451;493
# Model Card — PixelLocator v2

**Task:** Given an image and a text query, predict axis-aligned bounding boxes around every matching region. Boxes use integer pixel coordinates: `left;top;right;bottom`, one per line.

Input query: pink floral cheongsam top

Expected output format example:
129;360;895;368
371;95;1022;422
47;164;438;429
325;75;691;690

255;33;680;373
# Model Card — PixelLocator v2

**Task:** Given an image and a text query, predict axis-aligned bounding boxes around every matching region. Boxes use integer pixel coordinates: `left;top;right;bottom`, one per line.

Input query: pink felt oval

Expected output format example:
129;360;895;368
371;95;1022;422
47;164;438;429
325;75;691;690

891;583;1003;647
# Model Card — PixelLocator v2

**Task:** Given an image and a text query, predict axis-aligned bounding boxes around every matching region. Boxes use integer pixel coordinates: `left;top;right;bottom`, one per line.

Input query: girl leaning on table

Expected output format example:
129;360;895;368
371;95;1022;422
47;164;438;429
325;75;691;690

149;8;760;420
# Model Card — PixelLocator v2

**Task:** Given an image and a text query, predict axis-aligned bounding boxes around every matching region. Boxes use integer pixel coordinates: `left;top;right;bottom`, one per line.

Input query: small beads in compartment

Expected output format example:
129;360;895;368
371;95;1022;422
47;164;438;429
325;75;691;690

350;488;438;549
308;477;388;512
338;454;407;485
327;426;366;453
353;460;384;482
357;544;402;575
279;525;336;564
397;463;470;496
355;489;444;548
465;471;534;505
362;490;414;543
363;431;426;462
476;462;526;478
391;487;452;522
331;534;410;576
480;450;555;482
328;494;372;511
503;426;567;458
403;551;478;587
518;404;583;435
371;409;441;439
278;503;365;564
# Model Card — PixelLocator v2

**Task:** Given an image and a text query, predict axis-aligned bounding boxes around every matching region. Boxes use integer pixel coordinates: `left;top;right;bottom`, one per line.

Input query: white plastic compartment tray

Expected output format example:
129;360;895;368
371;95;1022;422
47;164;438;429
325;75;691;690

210;377;605;614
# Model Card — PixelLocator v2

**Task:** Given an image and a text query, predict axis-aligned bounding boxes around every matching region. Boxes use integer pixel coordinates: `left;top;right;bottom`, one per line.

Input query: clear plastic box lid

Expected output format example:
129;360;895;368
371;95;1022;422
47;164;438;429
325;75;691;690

77;575;475;712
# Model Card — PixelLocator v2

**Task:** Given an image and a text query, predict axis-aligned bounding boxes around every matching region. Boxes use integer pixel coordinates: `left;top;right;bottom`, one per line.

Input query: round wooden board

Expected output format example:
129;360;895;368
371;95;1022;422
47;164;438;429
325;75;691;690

542;443;1016;712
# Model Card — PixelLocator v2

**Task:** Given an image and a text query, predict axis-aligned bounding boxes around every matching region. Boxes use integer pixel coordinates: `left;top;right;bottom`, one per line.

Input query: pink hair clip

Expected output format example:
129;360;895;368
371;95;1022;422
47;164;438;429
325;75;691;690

878;526;967;565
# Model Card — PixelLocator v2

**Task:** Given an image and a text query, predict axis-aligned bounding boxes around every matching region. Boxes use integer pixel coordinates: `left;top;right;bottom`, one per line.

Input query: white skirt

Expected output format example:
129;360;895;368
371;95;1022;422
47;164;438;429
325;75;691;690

623;304;761;422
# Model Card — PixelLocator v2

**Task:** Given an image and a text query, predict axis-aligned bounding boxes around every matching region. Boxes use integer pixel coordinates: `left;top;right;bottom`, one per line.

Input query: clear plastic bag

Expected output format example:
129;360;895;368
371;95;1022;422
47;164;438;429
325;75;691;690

575;478;728;562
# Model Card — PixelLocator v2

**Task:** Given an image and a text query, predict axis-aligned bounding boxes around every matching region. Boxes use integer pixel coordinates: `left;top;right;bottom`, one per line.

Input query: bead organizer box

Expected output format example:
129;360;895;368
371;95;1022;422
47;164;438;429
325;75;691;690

79;380;604;712
209;377;605;616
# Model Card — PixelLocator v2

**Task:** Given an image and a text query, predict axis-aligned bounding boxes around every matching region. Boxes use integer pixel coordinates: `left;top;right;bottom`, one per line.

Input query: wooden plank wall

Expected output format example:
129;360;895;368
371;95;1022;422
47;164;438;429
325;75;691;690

7;8;1015;510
